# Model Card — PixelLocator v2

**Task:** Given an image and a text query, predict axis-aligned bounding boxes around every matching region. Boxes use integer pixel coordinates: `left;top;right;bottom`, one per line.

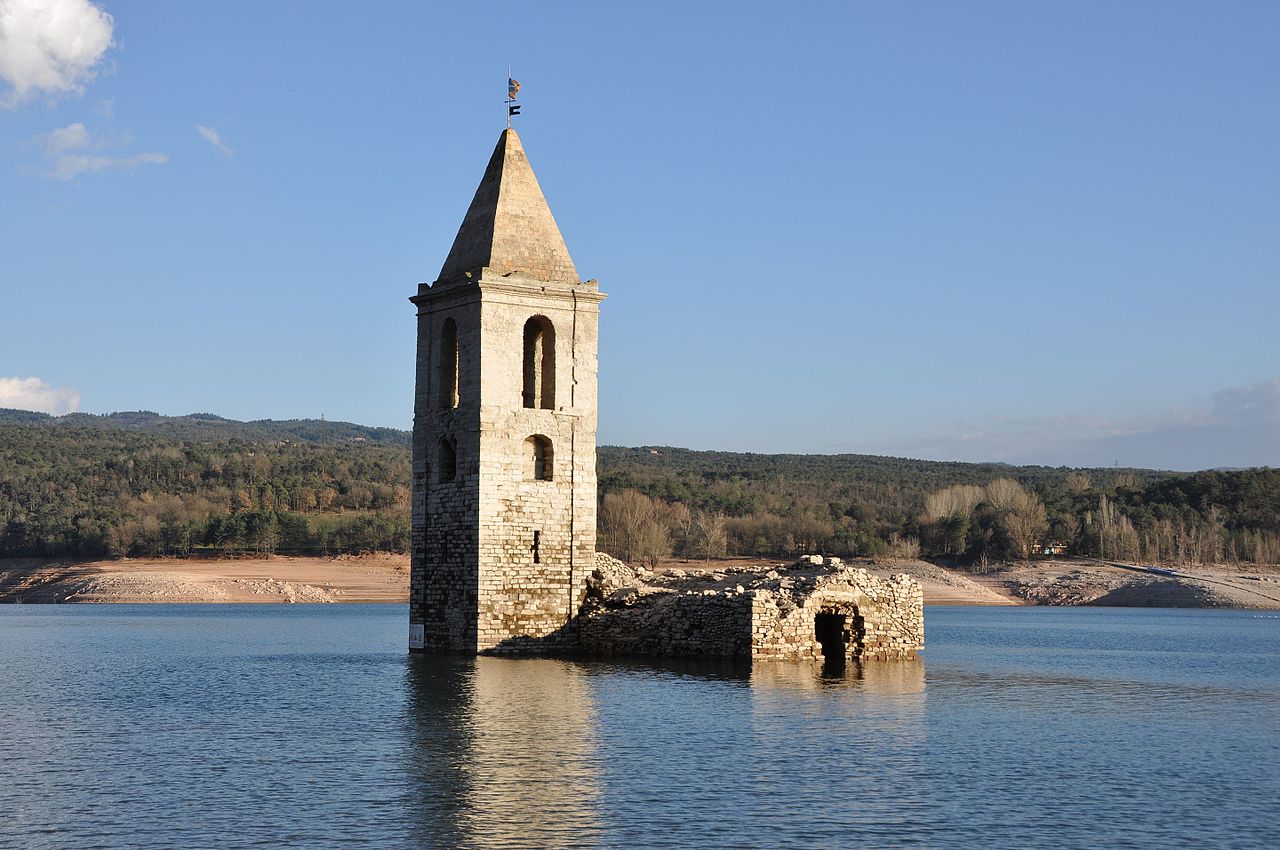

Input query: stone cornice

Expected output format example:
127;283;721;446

411;268;605;311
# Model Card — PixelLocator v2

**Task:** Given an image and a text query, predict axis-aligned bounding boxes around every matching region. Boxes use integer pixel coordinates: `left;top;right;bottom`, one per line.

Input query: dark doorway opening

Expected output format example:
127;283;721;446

815;612;847;663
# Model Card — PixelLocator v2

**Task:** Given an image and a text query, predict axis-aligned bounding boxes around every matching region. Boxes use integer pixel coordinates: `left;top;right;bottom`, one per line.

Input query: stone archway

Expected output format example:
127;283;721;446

813;604;864;664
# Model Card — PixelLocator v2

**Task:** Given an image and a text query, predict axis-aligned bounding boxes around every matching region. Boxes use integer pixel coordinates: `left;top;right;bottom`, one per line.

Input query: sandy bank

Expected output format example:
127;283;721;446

972;559;1280;609
5;553;1277;609
0;554;409;604
652;557;1280;609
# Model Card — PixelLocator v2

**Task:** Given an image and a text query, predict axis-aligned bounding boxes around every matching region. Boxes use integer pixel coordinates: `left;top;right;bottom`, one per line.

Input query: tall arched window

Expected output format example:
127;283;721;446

437;437;457;482
524;435;553;481
438;318;459;409
522;316;555;410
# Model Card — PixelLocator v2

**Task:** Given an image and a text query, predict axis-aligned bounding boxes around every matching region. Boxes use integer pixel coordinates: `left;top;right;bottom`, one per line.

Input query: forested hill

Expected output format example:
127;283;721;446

0;411;412;558
0;408;409;446
0;412;1276;565
597;446;1166;512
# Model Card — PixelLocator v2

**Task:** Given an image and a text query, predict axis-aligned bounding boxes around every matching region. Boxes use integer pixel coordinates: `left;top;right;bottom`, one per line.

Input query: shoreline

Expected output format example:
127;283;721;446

0;553;409;604
2;553;1279;609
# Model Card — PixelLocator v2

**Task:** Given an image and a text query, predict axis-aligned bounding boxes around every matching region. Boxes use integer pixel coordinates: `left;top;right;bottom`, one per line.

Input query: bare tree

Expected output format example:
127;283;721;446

664;501;694;557
984;478;1026;513
923;485;985;522
1064;472;1092;494
695;511;728;561
1004;490;1048;561
600;489;676;565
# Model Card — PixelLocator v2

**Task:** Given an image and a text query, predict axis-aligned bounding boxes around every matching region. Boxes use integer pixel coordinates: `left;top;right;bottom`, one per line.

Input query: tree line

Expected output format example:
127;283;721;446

0;423;409;558
596;448;1280;568
1;415;1276;566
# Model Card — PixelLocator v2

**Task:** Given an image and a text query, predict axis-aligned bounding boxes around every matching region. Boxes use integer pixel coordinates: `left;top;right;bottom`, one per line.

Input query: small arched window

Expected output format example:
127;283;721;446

524;435;553;481
437;437;457;482
522;316;555;410
439;318;459;410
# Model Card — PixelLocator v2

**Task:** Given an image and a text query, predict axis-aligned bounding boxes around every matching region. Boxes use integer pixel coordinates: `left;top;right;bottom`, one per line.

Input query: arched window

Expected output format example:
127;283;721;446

439;318;459;410
522;316;555;410
524;435;553;481
437;437;457;482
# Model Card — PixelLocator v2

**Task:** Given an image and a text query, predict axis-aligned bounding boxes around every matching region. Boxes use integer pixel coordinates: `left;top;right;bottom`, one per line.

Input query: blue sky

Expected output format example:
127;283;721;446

1;0;1276;470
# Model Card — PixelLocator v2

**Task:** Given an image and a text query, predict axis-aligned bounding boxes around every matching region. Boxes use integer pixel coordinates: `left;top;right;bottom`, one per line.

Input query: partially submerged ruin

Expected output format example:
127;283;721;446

408;126;923;662
579;555;923;662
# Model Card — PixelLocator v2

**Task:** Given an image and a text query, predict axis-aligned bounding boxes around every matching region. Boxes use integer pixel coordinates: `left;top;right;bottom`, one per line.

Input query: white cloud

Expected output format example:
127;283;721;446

0;376;81;415
0;0;115;107
46;150;168;179
196;124;232;156
39;120;89;152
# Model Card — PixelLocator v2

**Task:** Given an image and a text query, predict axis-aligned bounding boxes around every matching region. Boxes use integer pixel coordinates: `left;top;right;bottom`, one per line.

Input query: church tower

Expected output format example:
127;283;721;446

409;129;603;654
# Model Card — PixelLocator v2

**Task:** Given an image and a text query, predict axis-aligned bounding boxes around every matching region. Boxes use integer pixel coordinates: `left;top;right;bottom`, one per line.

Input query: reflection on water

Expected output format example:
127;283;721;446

405;657;604;848
750;657;927;694
0;605;1277;849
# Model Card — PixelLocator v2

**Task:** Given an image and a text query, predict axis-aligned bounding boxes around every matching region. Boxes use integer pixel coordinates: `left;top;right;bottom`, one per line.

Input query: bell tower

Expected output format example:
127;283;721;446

409;129;603;654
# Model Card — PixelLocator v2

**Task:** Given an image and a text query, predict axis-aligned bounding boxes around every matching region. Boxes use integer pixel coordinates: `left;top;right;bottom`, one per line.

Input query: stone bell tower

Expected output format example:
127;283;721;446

409;128;603;654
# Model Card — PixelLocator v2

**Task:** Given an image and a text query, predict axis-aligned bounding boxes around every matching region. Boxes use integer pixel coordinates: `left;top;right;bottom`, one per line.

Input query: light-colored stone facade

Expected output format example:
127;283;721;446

579;554;924;662
410;129;603;653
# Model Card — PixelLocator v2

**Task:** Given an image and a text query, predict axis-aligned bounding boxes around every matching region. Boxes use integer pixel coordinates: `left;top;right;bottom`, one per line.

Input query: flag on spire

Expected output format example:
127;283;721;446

508;77;521;99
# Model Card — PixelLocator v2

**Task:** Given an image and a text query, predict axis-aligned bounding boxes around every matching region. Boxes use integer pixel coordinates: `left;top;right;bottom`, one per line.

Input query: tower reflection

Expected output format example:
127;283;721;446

405;655;604;849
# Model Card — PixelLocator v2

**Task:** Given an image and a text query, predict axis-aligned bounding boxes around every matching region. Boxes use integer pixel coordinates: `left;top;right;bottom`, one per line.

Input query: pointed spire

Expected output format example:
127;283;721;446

438;129;579;283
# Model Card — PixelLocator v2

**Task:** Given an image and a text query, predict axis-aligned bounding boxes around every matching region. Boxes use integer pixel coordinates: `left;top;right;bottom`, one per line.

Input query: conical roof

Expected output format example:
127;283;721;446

438;129;579;283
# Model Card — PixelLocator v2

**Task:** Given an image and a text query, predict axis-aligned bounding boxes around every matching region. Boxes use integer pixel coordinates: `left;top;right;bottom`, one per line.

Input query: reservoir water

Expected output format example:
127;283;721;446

1;605;1276;848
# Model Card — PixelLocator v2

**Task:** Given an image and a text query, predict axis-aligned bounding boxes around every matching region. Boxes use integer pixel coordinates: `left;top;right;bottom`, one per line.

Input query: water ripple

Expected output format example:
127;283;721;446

0;605;1276;848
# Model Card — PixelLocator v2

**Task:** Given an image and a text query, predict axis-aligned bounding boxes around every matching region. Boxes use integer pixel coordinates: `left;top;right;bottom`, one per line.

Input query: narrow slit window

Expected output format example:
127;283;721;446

438;437;457;482
532;530;541;564
522;316;556;409
524;435;553;481
439;318;459;409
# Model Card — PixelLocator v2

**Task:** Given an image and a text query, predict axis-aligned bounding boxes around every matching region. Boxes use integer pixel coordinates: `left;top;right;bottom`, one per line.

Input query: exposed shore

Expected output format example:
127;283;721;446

2;553;1279;608
0;554;408;604
652;557;1280;610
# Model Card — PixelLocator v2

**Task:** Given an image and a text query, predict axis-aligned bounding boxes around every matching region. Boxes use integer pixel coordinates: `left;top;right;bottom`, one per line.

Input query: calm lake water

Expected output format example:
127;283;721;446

1;605;1277;849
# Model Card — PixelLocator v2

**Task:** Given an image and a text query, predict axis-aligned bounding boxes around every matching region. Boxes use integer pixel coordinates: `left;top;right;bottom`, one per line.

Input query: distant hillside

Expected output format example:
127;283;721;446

595;447;1280;565
597;445;1165;510
0;408;410;446
0;411;1275;565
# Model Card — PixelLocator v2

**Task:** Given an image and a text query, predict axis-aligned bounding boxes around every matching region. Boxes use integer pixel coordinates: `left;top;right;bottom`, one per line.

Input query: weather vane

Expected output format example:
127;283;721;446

506;67;521;128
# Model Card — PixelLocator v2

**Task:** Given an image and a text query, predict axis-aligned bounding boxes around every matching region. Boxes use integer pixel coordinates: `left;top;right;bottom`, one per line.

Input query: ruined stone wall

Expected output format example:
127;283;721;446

749;568;924;662
579;591;756;658
578;555;924;662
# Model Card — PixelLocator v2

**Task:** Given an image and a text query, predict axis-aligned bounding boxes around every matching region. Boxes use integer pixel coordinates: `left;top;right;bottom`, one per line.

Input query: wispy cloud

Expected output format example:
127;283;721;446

879;378;1280;471
0;0;115;107
46;151;168;180
0;376;81;415
1210;379;1280;424
28;121;165;180
38;121;90;153
196;124;233;156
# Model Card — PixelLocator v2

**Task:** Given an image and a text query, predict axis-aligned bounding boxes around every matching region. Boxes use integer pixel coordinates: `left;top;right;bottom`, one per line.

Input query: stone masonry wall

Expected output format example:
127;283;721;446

579;555;924;662
410;269;603;654
749;558;924;662
411;283;484;652
476;276;600;652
